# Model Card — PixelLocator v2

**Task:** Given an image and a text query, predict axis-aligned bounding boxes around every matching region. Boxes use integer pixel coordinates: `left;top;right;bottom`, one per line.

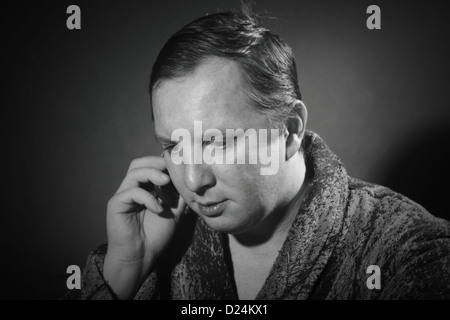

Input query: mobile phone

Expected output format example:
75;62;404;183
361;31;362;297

154;170;179;208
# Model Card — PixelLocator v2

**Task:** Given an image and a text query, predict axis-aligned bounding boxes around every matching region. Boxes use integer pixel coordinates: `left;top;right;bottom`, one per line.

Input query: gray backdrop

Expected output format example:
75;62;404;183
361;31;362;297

4;0;449;298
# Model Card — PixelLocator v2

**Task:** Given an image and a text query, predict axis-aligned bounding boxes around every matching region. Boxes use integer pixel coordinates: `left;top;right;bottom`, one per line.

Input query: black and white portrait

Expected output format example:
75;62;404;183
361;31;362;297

3;0;450;303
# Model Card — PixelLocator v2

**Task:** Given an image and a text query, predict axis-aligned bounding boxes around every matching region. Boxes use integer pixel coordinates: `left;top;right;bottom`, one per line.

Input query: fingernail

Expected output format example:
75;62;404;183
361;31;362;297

160;173;169;181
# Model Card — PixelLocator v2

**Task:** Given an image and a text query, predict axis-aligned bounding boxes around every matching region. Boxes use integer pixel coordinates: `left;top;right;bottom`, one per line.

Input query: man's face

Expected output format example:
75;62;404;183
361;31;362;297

153;57;290;234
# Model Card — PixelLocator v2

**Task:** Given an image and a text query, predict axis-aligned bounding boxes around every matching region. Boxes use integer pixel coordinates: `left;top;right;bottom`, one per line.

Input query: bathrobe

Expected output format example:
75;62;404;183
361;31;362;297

70;131;450;299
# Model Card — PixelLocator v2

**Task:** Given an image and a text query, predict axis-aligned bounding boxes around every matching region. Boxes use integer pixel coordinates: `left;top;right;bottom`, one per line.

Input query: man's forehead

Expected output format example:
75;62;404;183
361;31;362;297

153;57;244;110
152;57;268;137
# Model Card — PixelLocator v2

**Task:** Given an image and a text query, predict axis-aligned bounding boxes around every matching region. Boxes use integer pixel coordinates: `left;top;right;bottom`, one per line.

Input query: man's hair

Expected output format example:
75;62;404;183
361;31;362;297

149;7;302;128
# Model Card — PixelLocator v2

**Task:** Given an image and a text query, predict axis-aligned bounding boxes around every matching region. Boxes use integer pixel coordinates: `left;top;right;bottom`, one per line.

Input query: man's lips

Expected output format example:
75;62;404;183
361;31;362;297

197;200;228;217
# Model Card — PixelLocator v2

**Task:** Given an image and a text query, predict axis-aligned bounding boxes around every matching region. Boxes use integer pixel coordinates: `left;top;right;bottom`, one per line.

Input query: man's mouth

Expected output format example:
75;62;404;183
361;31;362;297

198;200;228;217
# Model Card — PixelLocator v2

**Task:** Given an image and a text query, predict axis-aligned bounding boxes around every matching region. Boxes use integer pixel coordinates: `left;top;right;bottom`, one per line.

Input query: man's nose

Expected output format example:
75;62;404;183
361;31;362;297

183;163;216;194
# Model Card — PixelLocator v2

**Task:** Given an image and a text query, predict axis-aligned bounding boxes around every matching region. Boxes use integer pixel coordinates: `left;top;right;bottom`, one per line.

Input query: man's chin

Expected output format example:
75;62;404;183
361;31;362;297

199;214;249;234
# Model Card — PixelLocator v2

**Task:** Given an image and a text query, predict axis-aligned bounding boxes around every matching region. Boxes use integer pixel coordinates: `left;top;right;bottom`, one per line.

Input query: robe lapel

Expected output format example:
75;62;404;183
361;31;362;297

171;216;237;299
257;131;348;299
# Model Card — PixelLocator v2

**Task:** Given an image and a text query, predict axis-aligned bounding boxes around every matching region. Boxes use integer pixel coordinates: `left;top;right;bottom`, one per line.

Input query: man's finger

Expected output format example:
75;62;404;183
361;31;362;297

111;187;164;214
127;156;166;173
117;167;171;193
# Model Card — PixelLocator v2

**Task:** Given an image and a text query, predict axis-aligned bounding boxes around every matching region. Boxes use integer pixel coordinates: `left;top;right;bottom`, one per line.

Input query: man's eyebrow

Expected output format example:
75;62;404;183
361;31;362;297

154;133;173;144
154;127;254;143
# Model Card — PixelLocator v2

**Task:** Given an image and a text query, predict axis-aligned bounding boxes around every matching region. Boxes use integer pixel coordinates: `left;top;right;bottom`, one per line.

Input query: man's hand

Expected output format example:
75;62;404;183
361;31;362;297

103;155;186;299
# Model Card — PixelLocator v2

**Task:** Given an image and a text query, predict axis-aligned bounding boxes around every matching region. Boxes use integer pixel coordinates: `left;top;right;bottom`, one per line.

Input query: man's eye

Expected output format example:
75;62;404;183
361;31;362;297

205;137;236;149
204;137;224;149
163;143;182;153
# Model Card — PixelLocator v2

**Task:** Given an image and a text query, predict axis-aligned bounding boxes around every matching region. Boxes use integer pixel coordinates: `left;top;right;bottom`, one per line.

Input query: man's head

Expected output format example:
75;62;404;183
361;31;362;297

151;9;308;236
150;9;303;129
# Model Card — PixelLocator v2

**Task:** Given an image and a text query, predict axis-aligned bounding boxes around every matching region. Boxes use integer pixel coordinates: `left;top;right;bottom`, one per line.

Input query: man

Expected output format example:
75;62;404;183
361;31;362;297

71;9;450;300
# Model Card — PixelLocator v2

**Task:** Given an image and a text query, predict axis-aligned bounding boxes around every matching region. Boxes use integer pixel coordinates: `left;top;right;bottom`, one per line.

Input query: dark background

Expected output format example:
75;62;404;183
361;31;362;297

3;0;449;299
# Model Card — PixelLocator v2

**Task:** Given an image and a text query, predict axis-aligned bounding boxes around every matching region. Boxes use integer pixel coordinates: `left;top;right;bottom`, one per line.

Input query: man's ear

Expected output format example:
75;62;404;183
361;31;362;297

285;100;307;160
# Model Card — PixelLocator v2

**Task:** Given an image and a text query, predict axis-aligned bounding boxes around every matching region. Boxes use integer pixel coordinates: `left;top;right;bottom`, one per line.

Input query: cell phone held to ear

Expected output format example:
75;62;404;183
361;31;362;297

153;170;179;208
